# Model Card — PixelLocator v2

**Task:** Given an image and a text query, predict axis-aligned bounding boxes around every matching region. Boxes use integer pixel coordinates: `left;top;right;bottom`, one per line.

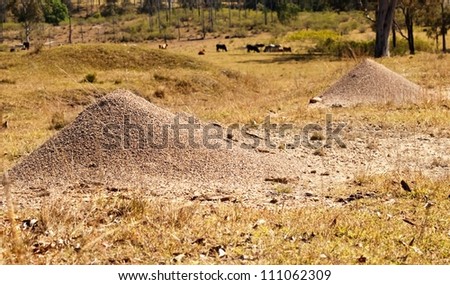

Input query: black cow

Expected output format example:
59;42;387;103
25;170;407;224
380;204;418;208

216;44;227;52
23;42;30;50
246;44;260;53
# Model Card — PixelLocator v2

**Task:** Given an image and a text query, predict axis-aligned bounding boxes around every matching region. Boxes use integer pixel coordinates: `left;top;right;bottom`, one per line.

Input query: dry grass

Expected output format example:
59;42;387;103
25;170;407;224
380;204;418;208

1;172;449;264
1;36;450;264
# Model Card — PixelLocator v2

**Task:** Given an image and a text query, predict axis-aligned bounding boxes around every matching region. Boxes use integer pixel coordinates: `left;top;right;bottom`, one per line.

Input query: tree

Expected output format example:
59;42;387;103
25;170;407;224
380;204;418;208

9;0;43;42
396;0;420;55
375;0;398;57
0;0;6;43
439;0;450;52
42;0;68;26
328;0;360;11
61;0;74;43
276;1;300;24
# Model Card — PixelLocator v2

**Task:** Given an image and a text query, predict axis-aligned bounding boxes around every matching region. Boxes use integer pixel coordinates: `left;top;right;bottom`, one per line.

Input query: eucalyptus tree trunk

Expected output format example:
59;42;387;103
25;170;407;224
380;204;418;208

374;0;398;57
404;7;415;55
441;1;447;53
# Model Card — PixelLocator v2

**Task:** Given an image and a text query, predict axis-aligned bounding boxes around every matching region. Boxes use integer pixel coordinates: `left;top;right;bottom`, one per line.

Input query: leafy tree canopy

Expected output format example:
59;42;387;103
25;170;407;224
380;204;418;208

42;0;68;25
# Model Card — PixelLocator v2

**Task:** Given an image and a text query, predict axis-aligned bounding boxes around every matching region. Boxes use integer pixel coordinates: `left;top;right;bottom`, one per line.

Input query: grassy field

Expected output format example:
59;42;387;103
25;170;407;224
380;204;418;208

1;13;450;264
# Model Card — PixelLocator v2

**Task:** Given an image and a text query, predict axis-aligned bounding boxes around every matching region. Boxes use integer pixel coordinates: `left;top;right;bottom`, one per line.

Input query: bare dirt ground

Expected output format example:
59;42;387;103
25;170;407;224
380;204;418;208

2;90;449;210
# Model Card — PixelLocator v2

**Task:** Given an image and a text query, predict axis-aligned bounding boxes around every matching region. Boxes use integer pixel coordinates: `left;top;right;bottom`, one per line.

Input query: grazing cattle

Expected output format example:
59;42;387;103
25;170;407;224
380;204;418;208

198;49;205;55
246;44;260;53
10;44;26;52
216;44;227;52
23;42;30;50
263;44;282;52
283;46;292;52
159;43;168;49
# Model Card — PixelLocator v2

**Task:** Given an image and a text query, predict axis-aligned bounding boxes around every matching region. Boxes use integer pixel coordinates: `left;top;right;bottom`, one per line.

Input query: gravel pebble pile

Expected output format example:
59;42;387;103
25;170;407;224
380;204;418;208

312;59;422;107
8;90;298;191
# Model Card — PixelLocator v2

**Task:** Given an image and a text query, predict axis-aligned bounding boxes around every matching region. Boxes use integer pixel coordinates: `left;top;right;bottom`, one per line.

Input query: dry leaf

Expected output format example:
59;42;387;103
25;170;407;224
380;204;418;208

401;180;412;192
283;235;296;242
357;255;367;263
209;245;227;258
412;246;423;255
173;253;185;263
402;218;416;226
424;201;434;209
253;219;266;229
22;219;39;230
192;238;206;246
239;255;256;261
330;216;337;227
74;243;81;252
218;248;227;258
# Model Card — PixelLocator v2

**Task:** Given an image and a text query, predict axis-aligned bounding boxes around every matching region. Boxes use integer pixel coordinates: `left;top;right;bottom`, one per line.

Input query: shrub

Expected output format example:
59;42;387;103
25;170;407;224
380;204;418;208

83;73;97;83
49;112;67;130
390;38;433;56
311;38;375;58
0;79;16;84
153;86;165;99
